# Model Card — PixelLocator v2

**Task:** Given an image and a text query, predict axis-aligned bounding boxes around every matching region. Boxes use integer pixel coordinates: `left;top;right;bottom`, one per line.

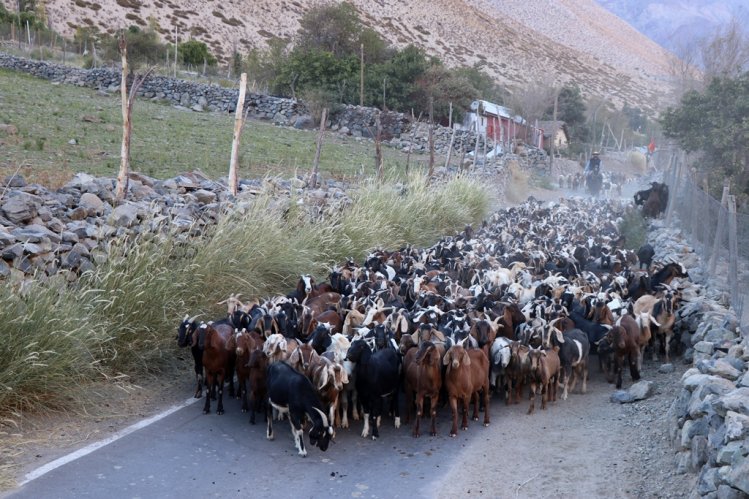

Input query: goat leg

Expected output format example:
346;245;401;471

461;398;469;431
449;397;459;437
471;391;480;421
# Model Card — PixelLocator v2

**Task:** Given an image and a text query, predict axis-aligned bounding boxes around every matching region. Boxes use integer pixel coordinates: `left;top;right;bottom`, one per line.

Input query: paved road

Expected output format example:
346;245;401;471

7;394;489;499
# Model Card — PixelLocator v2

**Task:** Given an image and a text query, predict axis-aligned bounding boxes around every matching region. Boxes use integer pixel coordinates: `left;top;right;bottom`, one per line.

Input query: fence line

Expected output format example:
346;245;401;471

662;152;749;329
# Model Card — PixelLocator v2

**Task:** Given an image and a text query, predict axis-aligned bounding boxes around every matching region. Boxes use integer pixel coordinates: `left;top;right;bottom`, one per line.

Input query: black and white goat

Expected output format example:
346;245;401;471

266;361;333;457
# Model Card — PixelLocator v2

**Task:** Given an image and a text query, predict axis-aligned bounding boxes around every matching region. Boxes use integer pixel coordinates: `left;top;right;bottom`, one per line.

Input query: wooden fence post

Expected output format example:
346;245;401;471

228;73;247;196
444;126;456;171
727;195;739;310
427;96;435;179
701;178;712;265
709;180;731;274
665;159;680;225
375;112;383;183
309;107;327;188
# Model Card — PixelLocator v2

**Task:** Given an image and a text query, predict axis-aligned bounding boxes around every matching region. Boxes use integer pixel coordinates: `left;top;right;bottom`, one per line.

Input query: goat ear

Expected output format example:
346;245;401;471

462;351;471;366
443;351;451;366
318;368;329;390
554;328;565;344
288;347;300;365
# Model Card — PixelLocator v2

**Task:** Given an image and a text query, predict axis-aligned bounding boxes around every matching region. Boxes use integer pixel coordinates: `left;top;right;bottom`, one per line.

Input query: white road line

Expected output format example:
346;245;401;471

20;396;200;486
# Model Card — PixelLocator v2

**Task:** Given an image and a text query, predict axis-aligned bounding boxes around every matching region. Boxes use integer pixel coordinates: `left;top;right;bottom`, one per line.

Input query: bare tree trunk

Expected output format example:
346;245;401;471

116;34;131;203
309;107;327;188
228;73;247;196
115;34;155;203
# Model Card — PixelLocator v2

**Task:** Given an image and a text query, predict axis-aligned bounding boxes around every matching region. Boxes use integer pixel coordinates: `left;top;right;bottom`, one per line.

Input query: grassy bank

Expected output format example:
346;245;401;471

0;69;419;186
0;175;489;418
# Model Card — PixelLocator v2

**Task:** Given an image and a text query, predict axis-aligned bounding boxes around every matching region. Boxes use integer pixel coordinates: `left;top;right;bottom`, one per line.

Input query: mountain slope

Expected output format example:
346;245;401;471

596;0;749;51
2;0;676;112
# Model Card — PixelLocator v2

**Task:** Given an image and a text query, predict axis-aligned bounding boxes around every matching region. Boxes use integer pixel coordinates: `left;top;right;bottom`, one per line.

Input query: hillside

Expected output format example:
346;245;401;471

2;0;676;112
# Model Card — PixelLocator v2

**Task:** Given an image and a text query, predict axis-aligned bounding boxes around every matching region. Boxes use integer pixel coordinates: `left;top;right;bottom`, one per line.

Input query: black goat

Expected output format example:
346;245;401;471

346;336;401;440
569;309;609;347
637;243;655;270
266;361;333;457
177;314;203;398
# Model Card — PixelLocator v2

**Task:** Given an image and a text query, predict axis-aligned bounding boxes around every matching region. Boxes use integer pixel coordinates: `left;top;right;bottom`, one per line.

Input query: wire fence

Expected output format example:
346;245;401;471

656;149;749;331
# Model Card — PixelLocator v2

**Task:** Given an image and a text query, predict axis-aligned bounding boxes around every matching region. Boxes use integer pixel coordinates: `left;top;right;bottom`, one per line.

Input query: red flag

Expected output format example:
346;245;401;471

647;138;656;154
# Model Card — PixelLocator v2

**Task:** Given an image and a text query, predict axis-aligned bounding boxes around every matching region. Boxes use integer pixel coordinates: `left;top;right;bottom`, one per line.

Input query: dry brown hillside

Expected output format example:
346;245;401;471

3;0;676;112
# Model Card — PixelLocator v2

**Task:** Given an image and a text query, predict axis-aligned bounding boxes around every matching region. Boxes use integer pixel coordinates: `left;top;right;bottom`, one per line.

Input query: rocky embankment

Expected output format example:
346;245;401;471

641;220;748;498
0;171;354;287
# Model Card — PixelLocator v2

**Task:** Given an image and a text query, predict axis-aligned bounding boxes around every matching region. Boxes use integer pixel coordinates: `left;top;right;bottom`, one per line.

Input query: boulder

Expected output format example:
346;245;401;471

610;390;634;404
628;380;655;401
2;194;38;224
3;174;26;188
717;485;744;499
293;115;315;129
714;388;749;417
193;189;217;204
723;455;749;494
716;441;747;465
79;192;105;216
110;203;141;228
12;224;61;244
724;411;749;442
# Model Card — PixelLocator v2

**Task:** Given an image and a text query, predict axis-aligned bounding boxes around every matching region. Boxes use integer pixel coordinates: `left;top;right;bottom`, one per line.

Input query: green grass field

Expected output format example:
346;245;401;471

0;68;421;186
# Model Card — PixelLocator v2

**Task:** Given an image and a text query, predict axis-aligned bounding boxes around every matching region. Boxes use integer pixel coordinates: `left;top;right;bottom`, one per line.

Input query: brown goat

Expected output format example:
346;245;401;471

606;322;641;389
527;346;560;414
226;329;263;414
443;344;490;437
247;345;268;424
634;293;675;361
199;323;234;415
404;341;442;437
506;341;532;405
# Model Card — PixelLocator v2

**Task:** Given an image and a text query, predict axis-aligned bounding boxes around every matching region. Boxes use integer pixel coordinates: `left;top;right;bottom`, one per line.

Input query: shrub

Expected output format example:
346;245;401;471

618;208;648;250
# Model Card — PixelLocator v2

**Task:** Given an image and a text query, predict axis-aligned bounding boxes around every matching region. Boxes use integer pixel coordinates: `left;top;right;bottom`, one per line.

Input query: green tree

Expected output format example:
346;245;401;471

368;45;431;113
275;48;358;101
101;26;165;68
246;38;290;94
545;85;589;142
296;2;363;58
179;39;217;66
661;73;749;199
414;64;480;124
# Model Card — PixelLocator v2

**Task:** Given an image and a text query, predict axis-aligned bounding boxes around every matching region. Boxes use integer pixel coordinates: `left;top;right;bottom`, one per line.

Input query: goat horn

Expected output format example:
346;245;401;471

312;407;329;428
188;314;201;323
183;314;189;322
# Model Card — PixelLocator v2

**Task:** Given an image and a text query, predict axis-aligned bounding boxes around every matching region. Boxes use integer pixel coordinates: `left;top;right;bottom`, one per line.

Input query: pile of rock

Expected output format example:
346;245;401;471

0;172;352;286
642;221;749;498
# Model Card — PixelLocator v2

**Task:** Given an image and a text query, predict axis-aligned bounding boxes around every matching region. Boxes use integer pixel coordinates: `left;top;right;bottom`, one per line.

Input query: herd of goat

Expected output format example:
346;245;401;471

176;182;686;456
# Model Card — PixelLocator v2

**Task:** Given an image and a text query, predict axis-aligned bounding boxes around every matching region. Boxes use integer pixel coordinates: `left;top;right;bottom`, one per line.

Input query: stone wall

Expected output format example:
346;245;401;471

644;221;749;498
0;53;412;138
0;53;539;157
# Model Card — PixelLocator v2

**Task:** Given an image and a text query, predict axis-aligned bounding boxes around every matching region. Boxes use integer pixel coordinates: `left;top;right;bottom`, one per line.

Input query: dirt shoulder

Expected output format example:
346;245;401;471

431;359;694;499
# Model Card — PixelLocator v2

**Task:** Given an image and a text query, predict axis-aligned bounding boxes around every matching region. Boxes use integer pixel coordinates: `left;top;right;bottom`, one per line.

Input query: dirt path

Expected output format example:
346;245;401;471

429;359;693;498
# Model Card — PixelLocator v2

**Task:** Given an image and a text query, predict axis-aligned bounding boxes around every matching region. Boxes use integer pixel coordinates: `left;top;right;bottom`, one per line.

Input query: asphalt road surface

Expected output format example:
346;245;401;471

8;392;495;499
